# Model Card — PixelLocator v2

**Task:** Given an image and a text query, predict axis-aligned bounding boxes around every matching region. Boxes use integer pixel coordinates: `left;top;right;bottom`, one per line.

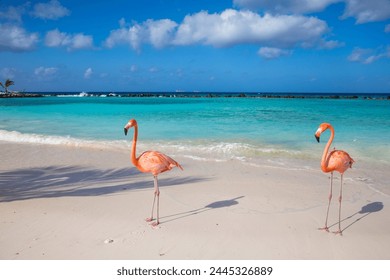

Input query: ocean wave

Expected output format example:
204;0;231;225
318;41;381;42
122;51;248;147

55;92;119;98
154;140;310;163
56;91;90;97
0;130;307;160
0;129;117;150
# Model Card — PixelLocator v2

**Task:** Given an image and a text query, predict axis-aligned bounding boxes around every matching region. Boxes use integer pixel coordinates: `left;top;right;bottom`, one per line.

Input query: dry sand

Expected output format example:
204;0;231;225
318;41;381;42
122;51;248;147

1;141;389;259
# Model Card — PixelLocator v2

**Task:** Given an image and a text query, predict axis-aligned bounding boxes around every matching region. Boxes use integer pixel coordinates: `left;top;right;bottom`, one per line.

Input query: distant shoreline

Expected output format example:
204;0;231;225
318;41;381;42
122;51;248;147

1;92;389;100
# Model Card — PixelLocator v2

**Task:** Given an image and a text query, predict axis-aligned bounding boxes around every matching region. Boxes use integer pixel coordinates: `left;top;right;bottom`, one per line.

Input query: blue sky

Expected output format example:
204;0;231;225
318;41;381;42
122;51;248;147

1;0;390;93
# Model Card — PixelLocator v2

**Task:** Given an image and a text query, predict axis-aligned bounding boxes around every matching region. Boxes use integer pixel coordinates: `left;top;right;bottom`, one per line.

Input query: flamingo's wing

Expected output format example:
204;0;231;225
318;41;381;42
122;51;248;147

328;150;354;172
138;151;183;175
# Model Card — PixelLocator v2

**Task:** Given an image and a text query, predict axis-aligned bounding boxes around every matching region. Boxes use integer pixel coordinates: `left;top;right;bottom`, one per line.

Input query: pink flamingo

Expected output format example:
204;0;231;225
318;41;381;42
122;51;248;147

315;123;354;235
124;119;183;227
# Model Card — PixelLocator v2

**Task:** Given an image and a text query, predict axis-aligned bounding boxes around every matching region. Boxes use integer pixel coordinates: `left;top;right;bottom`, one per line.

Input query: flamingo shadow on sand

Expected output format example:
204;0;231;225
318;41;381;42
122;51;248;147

159;196;245;225
327;201;384;234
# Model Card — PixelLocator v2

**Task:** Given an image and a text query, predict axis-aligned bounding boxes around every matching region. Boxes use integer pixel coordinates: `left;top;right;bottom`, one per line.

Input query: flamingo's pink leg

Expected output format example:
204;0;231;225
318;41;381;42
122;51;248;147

319;172;333;232
146;176;160;227
333;174;343;235
145;192;156;223
151;193;160;227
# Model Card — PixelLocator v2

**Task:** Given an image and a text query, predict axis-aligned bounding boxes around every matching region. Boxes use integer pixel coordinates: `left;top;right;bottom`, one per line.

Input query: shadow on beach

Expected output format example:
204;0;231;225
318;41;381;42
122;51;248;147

0;165;209;202
327;202;385;234
160;196;245;224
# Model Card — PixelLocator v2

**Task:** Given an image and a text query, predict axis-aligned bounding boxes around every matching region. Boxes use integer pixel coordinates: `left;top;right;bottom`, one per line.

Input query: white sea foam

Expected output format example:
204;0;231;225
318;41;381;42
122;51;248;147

0;130;305;160
56;92;90;97
0;129;117;150
152;140;313;167
182;155;226;162
55;92;118;98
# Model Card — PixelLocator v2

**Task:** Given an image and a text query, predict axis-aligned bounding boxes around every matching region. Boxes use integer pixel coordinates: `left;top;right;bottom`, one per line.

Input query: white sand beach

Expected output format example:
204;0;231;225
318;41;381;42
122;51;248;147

1;141;390;260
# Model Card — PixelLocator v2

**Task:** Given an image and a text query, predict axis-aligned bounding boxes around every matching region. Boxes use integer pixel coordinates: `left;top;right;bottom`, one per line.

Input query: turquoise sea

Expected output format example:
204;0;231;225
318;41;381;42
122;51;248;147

1;93;389;172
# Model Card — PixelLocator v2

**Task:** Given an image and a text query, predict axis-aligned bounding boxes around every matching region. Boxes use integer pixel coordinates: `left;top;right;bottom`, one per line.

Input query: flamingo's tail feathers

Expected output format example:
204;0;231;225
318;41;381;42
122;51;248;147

159;153;183;171
350;158;355;168
347;152;355;168
177;162;184;171
169;158;183;171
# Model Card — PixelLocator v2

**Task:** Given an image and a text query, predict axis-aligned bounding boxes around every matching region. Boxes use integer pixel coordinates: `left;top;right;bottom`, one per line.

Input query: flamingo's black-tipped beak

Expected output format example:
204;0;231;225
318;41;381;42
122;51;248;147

315;135;320;143
124;127;128;136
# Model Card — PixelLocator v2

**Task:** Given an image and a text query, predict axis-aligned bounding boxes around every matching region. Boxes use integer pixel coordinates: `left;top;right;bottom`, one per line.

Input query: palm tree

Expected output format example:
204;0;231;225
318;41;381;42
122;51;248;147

0;79;15;95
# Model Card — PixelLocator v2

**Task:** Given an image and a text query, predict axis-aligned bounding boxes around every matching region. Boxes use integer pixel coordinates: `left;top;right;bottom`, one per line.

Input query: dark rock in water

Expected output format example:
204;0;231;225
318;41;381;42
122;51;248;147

0;93;43;98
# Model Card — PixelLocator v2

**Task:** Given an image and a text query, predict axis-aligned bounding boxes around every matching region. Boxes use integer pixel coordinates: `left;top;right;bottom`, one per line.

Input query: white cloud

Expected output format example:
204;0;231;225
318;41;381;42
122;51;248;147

342;0;390;23
258;47;292;59
319;39;345;49
0;24;39;52
0;4;27;23
105;9;331;51
45;29;67;46
233;0;341;14
84;68;93;79
347;47;369;62
104;23;142;50
385;24;390;32
234;1;390;24
45;29;93;51
173;10;329;48
0;67;17;79
71;33;94;49
348;47;390;64
104;18;178;50
31;0;70;20
34;66;58;78
147;19;179;48
130;65;138;72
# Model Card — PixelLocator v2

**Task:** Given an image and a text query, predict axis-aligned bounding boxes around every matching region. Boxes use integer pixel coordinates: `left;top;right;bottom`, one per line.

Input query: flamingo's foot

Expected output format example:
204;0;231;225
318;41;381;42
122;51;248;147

332;230;343;236
318;226;330;232
145;217;154;222
151;221;160;228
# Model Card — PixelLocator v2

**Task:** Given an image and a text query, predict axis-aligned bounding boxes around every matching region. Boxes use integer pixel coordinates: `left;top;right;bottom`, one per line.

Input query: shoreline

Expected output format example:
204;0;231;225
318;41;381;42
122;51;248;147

1;141;390;259
1;129;389;195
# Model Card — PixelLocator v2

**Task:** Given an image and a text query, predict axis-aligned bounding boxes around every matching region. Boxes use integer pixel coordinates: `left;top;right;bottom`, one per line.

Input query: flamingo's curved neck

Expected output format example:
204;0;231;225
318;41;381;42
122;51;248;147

131;125;138;166
321;125;334;172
